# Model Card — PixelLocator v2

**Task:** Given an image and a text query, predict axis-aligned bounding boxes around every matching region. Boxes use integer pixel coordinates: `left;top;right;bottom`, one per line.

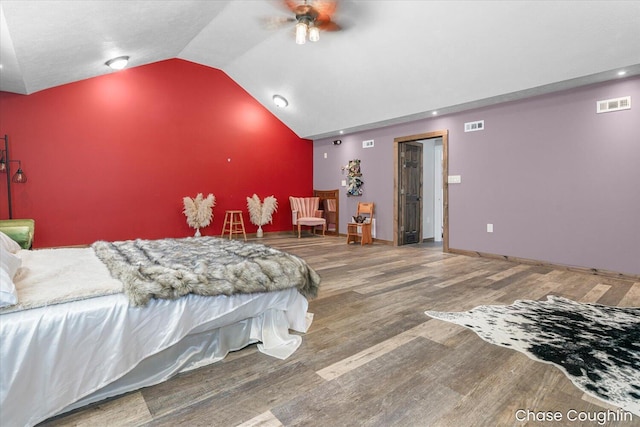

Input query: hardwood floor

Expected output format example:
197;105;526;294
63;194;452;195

41;235;639;427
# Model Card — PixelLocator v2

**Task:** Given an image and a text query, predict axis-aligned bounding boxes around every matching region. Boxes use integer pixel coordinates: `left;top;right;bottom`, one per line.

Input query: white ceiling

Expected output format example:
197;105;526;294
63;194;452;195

1;0;639;140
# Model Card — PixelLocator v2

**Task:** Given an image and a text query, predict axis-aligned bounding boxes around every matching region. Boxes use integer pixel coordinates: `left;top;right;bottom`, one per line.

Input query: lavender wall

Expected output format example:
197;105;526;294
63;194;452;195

314;76;640;276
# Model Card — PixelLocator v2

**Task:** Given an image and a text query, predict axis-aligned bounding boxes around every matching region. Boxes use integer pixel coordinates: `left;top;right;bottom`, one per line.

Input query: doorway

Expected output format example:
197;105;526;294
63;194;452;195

398;141;423;244
393;130;449;251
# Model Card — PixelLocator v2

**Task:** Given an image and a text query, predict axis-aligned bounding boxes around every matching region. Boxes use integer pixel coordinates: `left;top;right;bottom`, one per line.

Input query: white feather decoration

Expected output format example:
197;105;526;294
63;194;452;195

183;193;216;230
261;196;278;225
246;194;278;226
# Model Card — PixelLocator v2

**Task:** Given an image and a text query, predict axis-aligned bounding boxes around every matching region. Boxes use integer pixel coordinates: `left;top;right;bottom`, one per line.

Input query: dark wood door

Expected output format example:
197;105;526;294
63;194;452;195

399;142;422;244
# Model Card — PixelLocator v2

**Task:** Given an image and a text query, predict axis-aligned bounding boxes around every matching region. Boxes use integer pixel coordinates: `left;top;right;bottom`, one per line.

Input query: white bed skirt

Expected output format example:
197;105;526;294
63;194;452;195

0;288;310;427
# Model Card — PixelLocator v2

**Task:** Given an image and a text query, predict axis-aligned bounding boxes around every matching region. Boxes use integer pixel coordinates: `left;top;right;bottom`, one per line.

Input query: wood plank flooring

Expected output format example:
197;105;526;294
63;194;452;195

41;235;640;427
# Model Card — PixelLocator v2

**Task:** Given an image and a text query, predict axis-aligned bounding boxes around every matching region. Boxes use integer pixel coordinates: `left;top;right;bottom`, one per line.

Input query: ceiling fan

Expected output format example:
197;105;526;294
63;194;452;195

266;0;341;44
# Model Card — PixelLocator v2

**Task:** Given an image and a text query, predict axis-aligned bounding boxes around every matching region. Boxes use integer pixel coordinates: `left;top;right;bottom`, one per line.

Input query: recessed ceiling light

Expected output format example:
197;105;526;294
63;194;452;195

273;94;288;108
339;130;344;135
432;111;438;115
105;56;129;70
617;70;627;76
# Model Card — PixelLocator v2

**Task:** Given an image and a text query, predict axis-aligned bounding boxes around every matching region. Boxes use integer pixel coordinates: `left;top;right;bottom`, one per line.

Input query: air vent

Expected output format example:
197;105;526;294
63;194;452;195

596;96;631;114
464;120;484;132
362;139;374;148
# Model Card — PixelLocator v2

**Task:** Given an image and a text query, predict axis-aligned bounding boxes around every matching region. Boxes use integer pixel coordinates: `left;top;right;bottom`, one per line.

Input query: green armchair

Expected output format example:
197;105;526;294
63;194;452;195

0;219;35;249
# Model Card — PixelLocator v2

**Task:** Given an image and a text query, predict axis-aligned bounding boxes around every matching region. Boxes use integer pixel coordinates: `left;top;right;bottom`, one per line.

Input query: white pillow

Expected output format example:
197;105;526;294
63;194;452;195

0;269;18;307
0;231;21;254
0;246;21;307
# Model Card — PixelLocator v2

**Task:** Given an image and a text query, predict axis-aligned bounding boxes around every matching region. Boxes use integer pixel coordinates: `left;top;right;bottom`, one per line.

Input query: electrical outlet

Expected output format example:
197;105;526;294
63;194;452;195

447;175;461;184
323;152;327;159
487;224;493;233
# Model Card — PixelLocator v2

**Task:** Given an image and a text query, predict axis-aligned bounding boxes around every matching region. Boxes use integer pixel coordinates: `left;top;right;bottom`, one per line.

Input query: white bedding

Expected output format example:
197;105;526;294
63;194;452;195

0;248;311;427
2;247;123;313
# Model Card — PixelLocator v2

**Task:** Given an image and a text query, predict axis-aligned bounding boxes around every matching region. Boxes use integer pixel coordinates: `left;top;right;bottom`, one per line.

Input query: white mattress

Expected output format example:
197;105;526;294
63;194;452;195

0;248;311;427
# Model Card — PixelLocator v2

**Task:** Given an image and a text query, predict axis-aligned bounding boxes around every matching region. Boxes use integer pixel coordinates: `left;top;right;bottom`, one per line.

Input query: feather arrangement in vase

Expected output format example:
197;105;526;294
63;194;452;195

246;194;278;237
183;193;216;236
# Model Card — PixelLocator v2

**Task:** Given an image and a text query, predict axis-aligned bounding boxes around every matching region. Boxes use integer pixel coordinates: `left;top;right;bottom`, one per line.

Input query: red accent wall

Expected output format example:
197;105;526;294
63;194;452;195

0;59;313;247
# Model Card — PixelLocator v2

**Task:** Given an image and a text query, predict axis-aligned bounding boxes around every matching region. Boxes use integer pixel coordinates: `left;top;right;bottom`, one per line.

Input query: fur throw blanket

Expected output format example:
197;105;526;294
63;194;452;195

92;237;320;306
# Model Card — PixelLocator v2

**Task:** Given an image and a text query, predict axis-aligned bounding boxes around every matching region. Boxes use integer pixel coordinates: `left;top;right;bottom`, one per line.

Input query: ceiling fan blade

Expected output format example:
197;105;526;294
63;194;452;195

261;16;296;30
283;0;303;13
312;0;338;21
316;19;341;32
283;0;338;18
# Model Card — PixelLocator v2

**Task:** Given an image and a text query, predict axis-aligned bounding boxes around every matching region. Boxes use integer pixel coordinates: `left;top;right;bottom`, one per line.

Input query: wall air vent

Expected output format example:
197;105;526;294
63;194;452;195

596;96;631;114
464;120;484;132
362;139;374;148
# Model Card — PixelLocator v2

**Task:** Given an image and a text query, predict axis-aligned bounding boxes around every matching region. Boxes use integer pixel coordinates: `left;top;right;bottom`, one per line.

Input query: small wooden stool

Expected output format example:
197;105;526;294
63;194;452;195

346;222;372;245
221;210;247;241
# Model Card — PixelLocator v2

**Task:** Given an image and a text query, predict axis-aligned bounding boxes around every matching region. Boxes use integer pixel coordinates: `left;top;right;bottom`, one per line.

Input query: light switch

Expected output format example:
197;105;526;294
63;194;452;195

323;152;327;159
487;224;493;233
341;180;347;187
447;175;461;184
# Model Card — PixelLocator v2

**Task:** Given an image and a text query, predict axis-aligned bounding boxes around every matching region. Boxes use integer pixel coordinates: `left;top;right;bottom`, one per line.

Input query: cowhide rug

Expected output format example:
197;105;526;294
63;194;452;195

425;295;640;416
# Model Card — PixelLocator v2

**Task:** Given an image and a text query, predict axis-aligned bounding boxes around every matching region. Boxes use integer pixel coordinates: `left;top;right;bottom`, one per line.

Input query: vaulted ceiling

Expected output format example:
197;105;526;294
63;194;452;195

1;1;639;139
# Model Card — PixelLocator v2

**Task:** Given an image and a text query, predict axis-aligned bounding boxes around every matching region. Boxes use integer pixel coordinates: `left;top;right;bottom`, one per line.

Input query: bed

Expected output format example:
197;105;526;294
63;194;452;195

0;234;320;427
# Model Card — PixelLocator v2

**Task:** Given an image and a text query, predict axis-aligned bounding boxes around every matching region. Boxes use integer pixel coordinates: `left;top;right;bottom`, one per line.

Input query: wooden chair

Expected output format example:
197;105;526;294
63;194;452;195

314;189;339;236
346;202;374;245
289;196;326;238
324;198;337;233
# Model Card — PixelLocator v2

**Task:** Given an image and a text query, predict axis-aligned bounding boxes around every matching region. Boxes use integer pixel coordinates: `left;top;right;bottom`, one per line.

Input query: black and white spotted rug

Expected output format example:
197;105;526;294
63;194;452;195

425;295;640;416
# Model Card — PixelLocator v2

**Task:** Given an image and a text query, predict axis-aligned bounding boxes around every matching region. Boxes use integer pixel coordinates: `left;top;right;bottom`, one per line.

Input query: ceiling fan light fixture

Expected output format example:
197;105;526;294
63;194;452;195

295;21;308;45
273;94;288;108
105;55;129;70
308;25;320;42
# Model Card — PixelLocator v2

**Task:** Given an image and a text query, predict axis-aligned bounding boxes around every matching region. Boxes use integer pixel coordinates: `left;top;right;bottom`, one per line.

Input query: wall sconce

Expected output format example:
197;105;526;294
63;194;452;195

0;135;27;219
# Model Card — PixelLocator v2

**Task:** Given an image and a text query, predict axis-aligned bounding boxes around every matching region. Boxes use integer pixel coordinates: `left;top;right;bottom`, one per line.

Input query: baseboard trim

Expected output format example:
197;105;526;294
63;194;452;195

448;248;640;282
336;233;394;245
